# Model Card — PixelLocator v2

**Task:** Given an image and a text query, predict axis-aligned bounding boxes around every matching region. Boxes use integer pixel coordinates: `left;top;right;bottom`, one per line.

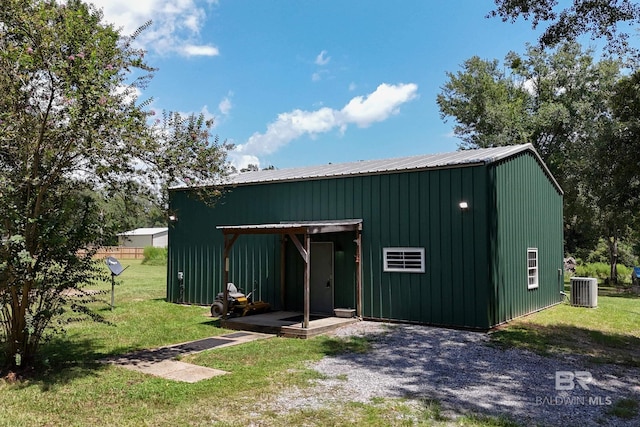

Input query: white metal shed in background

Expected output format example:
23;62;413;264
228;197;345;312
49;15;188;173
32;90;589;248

118;228;168;248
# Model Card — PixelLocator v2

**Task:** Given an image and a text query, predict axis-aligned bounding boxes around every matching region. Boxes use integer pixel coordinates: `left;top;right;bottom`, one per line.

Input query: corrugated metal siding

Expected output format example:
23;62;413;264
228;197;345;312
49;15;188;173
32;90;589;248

168;148;563;329
489;152;564;325
166;194;280;306
168;164;493;328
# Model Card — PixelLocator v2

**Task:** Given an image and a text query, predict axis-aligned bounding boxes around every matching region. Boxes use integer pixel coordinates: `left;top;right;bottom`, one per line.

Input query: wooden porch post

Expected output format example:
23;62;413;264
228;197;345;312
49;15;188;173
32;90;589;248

287;232;311;329
280;235;286;310
355;228;362;318
303;234;311;329
222;233;239;318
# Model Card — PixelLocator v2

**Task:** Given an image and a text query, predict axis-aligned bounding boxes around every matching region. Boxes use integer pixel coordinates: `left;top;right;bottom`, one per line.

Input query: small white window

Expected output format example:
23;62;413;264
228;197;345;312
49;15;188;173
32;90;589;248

383;247;425;273
527;248;539;289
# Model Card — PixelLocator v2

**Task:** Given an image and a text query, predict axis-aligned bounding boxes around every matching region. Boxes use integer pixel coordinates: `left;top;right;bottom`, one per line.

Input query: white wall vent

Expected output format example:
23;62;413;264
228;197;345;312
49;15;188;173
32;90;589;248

383;247;425;273
570;277;598;308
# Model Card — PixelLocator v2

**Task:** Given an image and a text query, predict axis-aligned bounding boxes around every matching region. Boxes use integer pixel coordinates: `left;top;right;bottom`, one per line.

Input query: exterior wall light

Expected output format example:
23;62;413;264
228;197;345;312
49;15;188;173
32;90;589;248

459;201;469;210
169;214;178;222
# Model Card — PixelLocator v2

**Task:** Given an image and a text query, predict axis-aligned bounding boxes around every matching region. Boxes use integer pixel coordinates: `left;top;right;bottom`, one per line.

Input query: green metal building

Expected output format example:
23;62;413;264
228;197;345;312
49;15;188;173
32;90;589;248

167;143;564;329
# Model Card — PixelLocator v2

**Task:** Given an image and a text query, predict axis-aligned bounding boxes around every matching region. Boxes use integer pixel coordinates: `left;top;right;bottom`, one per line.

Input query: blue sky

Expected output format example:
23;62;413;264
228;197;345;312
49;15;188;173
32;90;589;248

90;0;552;170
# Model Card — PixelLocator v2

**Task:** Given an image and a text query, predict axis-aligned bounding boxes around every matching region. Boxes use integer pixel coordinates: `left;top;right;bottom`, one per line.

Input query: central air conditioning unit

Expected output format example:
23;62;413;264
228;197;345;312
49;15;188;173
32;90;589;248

570;277;598;308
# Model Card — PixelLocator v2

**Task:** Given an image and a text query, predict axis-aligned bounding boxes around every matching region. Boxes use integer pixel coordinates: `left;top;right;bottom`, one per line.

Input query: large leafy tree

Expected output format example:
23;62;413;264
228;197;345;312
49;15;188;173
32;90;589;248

488;0;640;279
489;0;640;59
436;56;532;149
588;71;640;281
607;71;640;211
438;43;626;269
95;191;166;245
0;0;228;371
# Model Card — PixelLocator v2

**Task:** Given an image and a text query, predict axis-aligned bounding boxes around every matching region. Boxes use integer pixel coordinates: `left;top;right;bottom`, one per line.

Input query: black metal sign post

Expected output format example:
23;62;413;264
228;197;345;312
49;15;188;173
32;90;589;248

105;256;129;310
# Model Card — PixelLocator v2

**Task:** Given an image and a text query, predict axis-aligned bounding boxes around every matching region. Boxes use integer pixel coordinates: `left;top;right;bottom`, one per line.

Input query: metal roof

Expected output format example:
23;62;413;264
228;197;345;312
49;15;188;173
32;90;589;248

225;143;555;186
117;227;168;236
170;143;561;193
217;219;363;235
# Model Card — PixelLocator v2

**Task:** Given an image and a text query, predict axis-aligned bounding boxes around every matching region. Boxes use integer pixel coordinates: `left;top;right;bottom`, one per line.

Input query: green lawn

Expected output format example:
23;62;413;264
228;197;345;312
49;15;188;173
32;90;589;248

1;263;638;426
42;260;224;364
491;284;640;367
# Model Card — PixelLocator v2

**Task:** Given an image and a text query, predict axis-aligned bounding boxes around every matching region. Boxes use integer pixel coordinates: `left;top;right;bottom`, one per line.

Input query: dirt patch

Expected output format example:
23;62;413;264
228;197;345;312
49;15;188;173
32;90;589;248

3;371;19;384
60;288;104;297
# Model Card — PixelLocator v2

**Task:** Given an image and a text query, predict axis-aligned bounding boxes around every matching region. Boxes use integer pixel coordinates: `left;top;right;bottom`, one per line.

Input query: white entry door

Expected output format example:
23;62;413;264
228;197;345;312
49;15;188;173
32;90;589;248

310;242;334;314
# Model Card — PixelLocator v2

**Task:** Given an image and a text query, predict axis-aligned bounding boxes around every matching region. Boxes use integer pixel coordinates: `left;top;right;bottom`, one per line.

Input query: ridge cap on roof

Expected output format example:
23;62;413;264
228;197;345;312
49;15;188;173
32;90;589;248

169;143;561;193
226;144;533;182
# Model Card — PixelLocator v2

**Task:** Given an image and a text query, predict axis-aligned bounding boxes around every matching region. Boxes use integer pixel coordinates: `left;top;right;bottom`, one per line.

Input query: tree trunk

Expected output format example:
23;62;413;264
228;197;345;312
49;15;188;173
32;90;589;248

7;293;27;369
608;235;618;285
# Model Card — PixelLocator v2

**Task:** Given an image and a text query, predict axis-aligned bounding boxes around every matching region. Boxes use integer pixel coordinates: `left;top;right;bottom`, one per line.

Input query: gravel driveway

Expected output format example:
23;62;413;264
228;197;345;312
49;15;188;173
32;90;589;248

269;321;640;426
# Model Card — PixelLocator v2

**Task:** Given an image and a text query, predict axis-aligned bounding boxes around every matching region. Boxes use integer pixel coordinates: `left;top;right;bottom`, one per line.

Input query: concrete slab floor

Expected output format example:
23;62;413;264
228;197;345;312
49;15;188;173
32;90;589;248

135;360;228;383
103;331;272;383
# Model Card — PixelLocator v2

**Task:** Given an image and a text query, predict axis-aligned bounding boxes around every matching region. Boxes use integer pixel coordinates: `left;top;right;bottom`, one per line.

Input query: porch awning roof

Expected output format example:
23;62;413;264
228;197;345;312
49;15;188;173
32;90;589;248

216;219;362;235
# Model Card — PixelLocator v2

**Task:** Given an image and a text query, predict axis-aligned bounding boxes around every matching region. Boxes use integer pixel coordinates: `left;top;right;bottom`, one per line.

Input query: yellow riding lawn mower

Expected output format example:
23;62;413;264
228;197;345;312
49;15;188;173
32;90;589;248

210;283;271;318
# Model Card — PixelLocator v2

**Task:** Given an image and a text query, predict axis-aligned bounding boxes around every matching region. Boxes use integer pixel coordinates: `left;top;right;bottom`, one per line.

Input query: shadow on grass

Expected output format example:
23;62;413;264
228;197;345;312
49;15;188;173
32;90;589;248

201;318;222;328
564;283;640;299
1;337;109;390
599;288;640;299
563;283;640;299
607;397;640;420
321;335;375;355
491;323;640;367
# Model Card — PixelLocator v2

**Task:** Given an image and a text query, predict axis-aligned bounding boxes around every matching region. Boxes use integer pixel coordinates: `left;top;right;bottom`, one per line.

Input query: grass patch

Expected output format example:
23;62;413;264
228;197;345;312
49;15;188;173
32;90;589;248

41;260;220;364
460;414;521;427
1;260;220;372
491;290;640;366
0;260;521;427
286;399;517;427
0;260;357;426
322;335;372;354
607;398;640;420
8;261;625;426
255;397;519;427
141;246;167;265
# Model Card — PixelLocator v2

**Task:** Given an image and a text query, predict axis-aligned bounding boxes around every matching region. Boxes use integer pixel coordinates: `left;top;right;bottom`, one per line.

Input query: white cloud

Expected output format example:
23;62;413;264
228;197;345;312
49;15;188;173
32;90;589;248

235;107;338;157
200;105;216;122
519;78;563;97
341;83;418;128
218;96;232;116
169;105;215;128
114;84;142;104
227;153;261;171
182;44;219;57
520;78;537;95
88;0;219;57
231;83;418;166
315;50;331;66
311;50;332;81
311;69;330;82
170;100;229;131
